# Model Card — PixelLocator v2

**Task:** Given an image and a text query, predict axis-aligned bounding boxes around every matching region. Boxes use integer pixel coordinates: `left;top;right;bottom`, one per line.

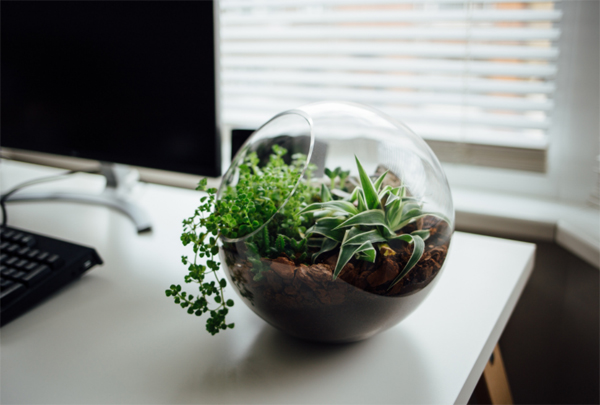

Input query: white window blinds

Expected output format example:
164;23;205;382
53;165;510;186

219;0;561;172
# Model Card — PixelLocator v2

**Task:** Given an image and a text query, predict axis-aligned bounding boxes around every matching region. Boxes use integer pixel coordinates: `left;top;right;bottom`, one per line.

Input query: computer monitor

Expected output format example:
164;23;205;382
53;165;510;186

2;0;220;177
1;1;221;232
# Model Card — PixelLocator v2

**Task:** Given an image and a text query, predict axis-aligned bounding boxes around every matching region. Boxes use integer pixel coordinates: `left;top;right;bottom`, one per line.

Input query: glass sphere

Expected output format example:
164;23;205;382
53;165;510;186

218;101;454;343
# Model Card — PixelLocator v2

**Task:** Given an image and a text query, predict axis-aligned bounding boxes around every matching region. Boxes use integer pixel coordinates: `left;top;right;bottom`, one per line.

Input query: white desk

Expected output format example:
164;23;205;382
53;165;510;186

0;161;535;404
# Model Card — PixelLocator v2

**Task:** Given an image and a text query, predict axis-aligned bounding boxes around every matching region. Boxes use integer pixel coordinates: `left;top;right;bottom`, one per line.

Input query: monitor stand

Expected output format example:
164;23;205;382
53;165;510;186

5;162;152;233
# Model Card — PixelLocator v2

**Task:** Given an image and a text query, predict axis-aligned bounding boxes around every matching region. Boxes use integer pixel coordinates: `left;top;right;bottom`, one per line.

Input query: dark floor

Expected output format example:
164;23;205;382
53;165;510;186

465;233;599;404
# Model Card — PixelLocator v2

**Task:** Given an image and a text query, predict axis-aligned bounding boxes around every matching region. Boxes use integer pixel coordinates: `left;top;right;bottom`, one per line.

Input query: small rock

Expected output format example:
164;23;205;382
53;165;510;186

367;257;399;287
270;257;296;280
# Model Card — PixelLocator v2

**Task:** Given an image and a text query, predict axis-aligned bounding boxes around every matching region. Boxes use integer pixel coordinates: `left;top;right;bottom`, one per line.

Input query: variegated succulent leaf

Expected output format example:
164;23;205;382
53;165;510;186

312;237;339;262
333;236;375;279
388;234;425;289
373;170;389;192
355;156;380;210
320;183;332;202
301;200;358;216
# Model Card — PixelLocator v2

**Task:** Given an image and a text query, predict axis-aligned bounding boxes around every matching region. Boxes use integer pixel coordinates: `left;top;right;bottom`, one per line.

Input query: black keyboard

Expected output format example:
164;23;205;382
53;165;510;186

0;226;103;326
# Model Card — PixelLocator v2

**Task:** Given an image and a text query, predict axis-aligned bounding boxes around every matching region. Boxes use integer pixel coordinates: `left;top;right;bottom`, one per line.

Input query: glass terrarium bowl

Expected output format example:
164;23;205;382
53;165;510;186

218;101;454;343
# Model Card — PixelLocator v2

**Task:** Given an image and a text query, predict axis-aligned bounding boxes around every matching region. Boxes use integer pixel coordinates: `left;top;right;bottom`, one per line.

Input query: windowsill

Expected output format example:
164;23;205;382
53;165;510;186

453;187;600;269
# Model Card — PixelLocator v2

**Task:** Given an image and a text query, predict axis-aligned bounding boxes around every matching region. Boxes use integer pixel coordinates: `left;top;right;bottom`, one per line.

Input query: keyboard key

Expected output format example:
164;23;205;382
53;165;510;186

21;265;51;286
2;230;15;239
20;235;36;247
26;249;40;259
1;278;13;290
0;241;10;250
36;251;50;262
2;268;16;277
0;282;25;305
6;244;20;254
11;233;25;243
46;254;63;269
12;271;26;281
14;259;29;270
5;257;18;266
24;262;38;272
0;254;8;264
17;247;31;257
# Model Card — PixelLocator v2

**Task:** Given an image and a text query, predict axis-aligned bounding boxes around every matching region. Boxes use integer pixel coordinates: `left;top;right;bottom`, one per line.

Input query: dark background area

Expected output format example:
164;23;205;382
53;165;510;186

2;1;220;177
466;230;599;404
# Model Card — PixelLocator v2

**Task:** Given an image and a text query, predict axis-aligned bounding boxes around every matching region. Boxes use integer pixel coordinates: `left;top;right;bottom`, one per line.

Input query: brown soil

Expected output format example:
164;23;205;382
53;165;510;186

224;216;451;309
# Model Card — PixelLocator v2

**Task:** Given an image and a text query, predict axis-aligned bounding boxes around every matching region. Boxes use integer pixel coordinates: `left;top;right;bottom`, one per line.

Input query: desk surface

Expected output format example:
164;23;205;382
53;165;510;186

0;161;535;404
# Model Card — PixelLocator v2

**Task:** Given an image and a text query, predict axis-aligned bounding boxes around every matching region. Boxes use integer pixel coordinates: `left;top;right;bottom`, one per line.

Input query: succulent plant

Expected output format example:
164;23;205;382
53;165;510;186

301;156;451;288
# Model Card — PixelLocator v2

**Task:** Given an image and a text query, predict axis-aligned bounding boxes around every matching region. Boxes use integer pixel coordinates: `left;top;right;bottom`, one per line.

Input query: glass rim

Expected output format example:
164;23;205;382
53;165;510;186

217;108;315;244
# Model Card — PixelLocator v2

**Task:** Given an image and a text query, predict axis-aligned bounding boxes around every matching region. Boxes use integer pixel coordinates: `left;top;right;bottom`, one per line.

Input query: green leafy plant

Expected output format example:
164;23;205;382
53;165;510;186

324;166;350;190
166;146;318;334
302;156;451;289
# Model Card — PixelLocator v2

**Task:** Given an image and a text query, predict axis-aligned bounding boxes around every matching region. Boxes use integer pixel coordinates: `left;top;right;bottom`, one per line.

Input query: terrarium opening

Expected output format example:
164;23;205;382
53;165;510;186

218;110;314;244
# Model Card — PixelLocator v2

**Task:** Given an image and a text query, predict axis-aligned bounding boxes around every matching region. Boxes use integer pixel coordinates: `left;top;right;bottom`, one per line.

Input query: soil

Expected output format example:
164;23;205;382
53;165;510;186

223;215;452;310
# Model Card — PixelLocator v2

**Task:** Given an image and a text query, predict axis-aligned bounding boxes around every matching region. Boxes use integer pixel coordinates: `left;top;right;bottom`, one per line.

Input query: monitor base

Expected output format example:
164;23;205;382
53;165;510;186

5;163;152;233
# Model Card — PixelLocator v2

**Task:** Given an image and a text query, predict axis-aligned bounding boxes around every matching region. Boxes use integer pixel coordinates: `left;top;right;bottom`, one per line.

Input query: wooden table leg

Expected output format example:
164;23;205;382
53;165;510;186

483;344;514;404
470;344;514;404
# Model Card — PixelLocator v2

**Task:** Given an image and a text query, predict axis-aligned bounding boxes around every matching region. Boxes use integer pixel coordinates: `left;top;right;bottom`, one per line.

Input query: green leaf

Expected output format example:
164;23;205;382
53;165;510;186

355;156;380;209
348;187;359;202
390;233;414;243
333;238;375;279
312;237;340;262
388;234;425;288
320;183;332;202
196;178;208;191
411;229;431;240
356;246;376;263
334;209;392;232
306;217;346;242
385;198;403;230
316;217;346;229
343;228;387;246
398;186;407;198
378;185;395;204
373;170;389;192
385;192;401;207
300;201;358;216
357;189;368;212
275;234;287;252
308;237;325;248
394;212;452;231
402;203;422;217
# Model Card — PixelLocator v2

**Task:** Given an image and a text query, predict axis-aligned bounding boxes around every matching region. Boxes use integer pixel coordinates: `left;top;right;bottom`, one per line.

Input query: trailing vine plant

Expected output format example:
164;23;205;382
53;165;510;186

166;145;317;335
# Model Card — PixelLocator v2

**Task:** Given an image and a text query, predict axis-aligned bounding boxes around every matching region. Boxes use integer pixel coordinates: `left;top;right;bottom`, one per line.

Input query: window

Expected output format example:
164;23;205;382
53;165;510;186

219;0;561;173
218;0;599;204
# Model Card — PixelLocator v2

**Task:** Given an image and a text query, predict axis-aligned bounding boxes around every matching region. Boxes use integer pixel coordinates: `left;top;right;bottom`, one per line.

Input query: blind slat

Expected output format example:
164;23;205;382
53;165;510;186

222;10;562;24
223;27;560;41
222;71;555;94
224;85;554;111
223;101;551;129
222;42;559;59
222;56;557;77
222;0;559;9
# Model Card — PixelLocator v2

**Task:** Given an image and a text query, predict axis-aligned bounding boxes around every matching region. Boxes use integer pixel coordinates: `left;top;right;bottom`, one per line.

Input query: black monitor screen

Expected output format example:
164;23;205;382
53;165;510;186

2;1;220;177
